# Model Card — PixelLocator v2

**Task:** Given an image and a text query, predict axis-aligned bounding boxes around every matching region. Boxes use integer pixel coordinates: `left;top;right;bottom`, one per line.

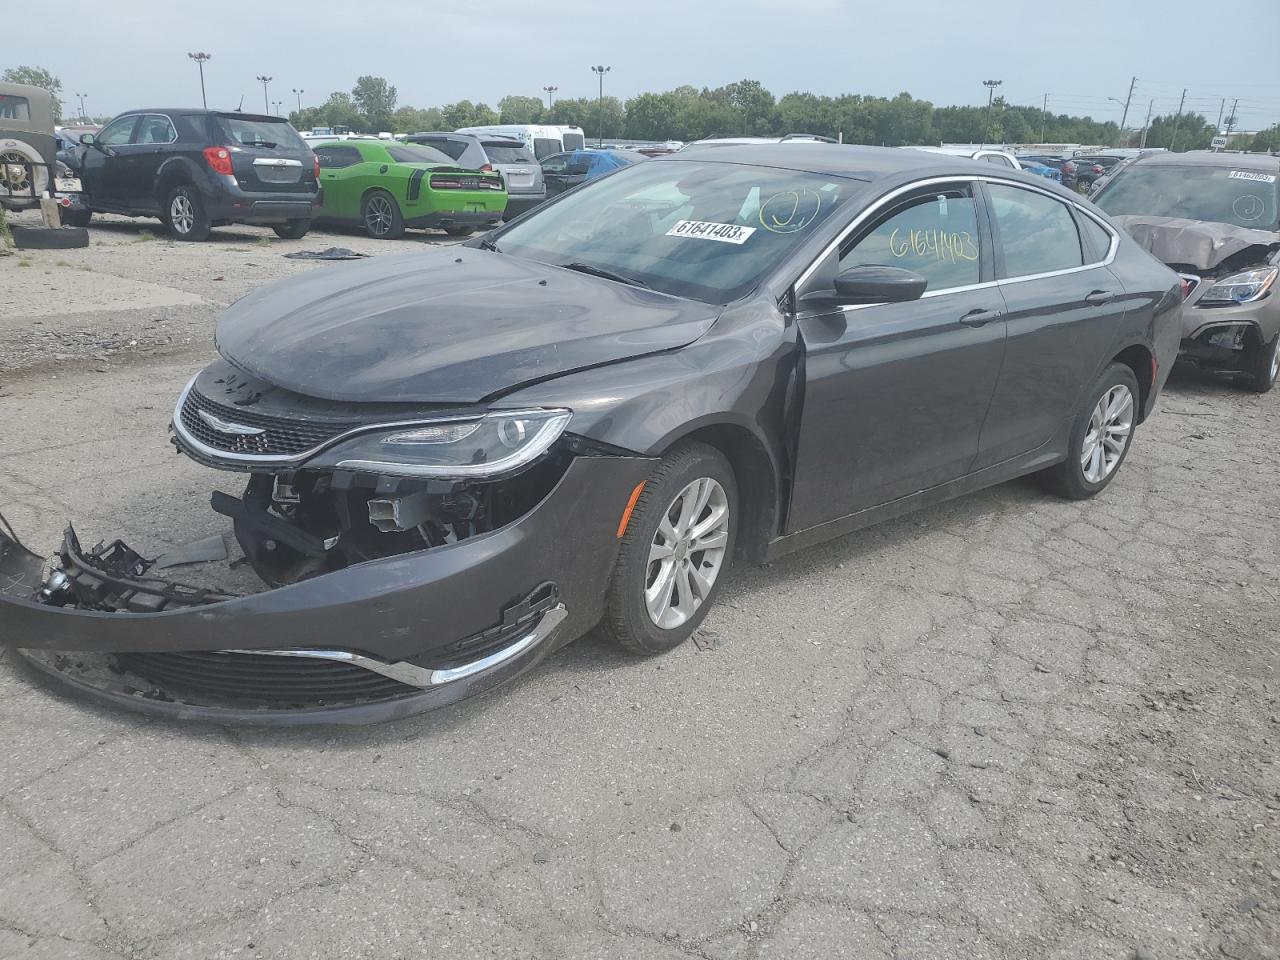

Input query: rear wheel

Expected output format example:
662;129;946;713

1039;362;1139;500
604;441;736;655
272;219;311;240
361;190;404;239
1240;330;1279;394
165;185;211;241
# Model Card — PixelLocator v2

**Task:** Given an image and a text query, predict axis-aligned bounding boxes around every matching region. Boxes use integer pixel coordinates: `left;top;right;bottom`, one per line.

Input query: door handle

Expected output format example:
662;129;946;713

959;308;1002;327
1085;289;1116;305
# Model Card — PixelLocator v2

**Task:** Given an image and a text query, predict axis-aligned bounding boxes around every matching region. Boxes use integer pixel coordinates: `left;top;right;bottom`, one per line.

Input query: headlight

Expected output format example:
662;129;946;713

305;408;572;479
1198;266;1277;306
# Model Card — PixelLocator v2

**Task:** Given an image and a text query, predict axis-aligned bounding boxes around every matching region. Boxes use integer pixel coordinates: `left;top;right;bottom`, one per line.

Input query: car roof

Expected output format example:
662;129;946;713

658;143;1050;183
1131;150;1280;172
411;131;523;145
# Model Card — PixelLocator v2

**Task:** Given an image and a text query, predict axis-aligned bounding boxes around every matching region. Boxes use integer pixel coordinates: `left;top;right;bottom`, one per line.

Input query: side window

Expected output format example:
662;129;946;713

981;153;1017;168
98;117;137;146
533;137;560;159
541;153;570;174
839;185;982;292
987;183;1083;277
315;146;361;169
421;138;466;161
1077;213;1114;264
136;115;176;145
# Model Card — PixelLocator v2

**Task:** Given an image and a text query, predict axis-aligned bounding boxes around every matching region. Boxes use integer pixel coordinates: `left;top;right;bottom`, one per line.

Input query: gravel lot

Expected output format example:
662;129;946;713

0;214;1277;960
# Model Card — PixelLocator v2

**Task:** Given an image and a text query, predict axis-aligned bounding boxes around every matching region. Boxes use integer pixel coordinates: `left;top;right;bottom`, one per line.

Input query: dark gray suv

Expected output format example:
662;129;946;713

406;132;545;217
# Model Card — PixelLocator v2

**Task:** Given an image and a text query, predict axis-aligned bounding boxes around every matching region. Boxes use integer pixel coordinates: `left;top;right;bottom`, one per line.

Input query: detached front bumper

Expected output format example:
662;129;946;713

0;454;655;723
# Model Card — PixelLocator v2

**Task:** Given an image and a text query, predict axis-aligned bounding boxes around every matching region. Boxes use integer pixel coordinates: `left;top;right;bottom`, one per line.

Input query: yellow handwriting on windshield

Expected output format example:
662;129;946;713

888;228;979;263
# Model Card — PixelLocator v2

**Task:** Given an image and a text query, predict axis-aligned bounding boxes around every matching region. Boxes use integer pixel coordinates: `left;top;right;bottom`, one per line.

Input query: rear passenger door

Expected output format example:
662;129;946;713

124;114;177;208
972;180;1127;468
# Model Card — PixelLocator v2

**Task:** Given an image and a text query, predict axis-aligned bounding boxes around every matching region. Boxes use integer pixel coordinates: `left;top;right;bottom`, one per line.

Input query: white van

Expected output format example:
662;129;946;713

455;124;585;160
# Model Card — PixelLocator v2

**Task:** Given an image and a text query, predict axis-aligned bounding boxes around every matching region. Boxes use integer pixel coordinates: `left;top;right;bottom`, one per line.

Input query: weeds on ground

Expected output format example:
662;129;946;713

134;230;155;243
0;206;12;252
255;235;272;247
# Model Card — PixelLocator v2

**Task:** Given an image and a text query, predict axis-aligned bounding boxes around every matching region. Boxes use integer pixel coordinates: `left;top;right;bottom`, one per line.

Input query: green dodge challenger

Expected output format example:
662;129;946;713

312;139;507;239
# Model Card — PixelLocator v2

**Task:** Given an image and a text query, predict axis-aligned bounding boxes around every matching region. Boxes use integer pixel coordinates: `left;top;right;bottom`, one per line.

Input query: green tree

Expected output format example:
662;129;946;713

1;65;62;122
723;78;776;135
1244;123;1280;153
548;97;593;129
352;76;397;131
391;105;443;134
498;95;544;124
1145;112;1214;151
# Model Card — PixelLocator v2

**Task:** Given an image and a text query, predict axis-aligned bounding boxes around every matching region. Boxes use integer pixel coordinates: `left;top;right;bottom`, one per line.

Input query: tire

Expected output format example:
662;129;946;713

61;208;92;228
272;219;311;240
11;225;90;249
1240;330;1279;394
0;141;50;200
361;190;404;239
445;224;476;237
1039;362;1140;500
164;185;211;241
604;441;737;655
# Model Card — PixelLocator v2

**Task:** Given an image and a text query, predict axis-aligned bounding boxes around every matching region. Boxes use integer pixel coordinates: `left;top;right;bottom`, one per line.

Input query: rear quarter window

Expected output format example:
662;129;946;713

0;94;31;121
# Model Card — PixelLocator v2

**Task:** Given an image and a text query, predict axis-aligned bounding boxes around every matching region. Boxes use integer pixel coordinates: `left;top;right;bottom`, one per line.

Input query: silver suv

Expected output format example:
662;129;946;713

406;132;545;218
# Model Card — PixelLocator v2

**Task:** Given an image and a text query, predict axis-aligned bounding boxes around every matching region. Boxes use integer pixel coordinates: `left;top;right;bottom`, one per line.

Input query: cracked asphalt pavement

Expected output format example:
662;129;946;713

1;215;1277;959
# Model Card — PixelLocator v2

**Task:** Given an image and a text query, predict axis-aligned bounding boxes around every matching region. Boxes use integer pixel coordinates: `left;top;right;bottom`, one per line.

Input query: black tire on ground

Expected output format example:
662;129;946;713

1240;330;1279;394
603;441;737;656
361;189;405;239
11;225;90;249
444;225;476;237
164;185;211;241
1039;361;1141;500
272;219;311;240
61;208;92;228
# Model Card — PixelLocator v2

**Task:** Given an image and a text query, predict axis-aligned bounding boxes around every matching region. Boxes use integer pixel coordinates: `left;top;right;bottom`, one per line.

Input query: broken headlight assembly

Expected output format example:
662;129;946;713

1197;266;1277;306
305;408;573;479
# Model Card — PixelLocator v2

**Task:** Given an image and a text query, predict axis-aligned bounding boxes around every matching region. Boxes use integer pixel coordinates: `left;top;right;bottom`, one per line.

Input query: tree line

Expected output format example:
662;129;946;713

5;64;1278;152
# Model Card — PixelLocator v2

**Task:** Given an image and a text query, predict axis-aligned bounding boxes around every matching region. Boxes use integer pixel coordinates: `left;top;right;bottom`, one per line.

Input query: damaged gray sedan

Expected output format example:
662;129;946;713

1;145;1183;723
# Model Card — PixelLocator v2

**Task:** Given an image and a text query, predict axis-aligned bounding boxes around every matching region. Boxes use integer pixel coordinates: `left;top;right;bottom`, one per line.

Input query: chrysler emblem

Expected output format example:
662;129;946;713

198;410;265;436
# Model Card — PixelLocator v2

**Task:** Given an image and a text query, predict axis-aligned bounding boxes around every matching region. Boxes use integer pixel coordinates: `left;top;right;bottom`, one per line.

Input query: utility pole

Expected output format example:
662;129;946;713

292;88;304;114
1119;75;1136;132
543;85;558;111
1215;98;1225;132
75;93;87;123
591;65;611;145
256;75;272;114
187;52;211;109
1168;88;1186;150
1139;98;1154;149
1040;93;1048;143
1224;97;1240;139
983;79;1002;143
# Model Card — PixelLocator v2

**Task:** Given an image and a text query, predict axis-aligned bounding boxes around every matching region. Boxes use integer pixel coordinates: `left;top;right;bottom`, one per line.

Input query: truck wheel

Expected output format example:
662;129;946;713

1240;331;1279;394
603;441;737;655
1038;362;1139;500
165;185;211;241
272;219;311;240
361;190;404;239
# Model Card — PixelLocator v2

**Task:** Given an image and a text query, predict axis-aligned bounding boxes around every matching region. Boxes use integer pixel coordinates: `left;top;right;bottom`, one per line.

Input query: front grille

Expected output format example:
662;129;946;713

116;651;417;707
179;387;351;458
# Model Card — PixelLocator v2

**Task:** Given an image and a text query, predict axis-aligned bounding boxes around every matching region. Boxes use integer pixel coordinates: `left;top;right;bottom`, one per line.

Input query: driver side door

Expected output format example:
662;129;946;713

787;180;1009;531
79;115;138;209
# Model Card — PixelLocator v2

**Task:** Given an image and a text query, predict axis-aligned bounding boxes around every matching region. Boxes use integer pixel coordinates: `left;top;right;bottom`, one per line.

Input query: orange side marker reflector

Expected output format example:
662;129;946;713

616;482;646;538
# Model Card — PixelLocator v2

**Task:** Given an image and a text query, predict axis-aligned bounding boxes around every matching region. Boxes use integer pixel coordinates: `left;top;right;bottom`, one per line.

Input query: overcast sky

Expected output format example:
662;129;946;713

12;0;1280;131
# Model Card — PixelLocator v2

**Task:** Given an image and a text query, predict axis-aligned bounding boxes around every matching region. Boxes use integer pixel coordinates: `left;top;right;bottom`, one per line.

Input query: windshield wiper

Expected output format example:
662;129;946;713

559;261;648;288
478;237;501;252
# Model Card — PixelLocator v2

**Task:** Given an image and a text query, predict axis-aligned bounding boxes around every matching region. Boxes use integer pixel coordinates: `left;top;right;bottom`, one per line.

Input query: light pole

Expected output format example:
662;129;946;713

188;52;211;109
75;92;87;123
982;79;1002;141
292;88;304;114
272;100;283;116
256;75;272;114
543;85;558;111
591;65;610;144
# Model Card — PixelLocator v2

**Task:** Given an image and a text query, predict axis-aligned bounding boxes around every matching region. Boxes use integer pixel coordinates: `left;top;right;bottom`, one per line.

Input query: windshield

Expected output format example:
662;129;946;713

1095;164;1279;231
496;159;858;304
216;116;307;151
386;143;455;165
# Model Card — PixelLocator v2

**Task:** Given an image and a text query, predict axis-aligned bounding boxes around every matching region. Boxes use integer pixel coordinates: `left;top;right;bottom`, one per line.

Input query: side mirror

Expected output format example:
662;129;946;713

79;133;96;146
832;265;928;305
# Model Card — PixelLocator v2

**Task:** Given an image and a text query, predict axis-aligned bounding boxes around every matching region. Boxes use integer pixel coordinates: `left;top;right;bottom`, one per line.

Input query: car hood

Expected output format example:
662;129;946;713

215;249;717;403
1110;215;1280;272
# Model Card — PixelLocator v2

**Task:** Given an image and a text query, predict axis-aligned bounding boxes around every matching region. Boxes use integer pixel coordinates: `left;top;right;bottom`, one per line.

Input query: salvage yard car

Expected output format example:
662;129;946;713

0;144;1182;724
66;109;320;240
312;139;507;238
1;82;83;218
1093;151;1280;392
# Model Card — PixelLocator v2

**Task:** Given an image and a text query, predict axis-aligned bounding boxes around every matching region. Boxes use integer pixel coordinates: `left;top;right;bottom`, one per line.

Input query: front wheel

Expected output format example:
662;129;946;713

361;190;404;239
1240;331;1279;394
272;219;311;240
164;185;211;241
1039;362;1139;500
604;441;737;655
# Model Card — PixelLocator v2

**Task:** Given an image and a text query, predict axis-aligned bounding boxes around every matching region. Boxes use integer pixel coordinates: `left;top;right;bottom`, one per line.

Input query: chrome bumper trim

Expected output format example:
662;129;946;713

224;603;567;689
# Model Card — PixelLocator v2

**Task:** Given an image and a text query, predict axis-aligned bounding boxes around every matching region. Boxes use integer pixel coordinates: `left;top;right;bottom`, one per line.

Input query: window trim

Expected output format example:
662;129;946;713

134;113;178;146
791;174;1118;309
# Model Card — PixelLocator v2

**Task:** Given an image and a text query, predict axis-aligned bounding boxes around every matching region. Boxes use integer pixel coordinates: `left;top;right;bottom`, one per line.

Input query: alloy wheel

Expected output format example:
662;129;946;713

1270;337;1279;385
365;196;394;236
170;194;195;235
1080;384;1133;484
644;477;730;629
